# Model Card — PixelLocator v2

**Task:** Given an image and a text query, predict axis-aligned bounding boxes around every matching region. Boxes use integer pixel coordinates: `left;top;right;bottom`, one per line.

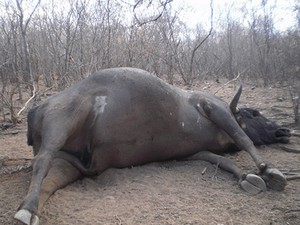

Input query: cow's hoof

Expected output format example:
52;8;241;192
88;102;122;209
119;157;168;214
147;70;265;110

263;168;287;191
14;209;39;225
240;174;267;195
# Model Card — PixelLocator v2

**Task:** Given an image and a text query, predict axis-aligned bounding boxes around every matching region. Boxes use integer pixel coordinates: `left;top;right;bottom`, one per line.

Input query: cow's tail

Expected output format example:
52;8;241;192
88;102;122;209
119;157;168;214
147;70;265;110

27;106;38;146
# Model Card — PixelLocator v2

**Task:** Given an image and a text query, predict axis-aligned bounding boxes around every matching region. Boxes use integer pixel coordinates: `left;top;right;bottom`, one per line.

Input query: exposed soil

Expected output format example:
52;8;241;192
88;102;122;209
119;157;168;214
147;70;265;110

0;81;299;225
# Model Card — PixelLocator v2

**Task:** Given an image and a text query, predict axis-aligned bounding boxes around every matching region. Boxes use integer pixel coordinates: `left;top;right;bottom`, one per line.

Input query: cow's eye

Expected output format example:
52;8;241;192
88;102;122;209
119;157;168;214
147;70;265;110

252;110;260;117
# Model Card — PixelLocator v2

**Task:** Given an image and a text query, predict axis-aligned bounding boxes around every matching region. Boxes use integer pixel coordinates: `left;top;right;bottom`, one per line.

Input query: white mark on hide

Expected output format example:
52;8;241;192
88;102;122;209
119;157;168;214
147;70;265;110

170;112;173;116
197;103;200;108
182;122;185;127
241;123;247;129
197;116;201;123
94;96;107;114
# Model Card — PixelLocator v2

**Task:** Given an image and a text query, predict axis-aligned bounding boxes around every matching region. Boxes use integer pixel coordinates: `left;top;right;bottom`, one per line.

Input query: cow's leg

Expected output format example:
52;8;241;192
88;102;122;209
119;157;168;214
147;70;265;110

14;122;73;225
15;151;54;224
39;158;82;212
197;99;287;191
185;151;267;194
15;158;82;225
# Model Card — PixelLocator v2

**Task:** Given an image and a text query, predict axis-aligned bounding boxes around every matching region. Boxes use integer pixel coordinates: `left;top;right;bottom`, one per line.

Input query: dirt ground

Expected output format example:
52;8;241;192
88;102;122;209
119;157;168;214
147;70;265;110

0;80;299;225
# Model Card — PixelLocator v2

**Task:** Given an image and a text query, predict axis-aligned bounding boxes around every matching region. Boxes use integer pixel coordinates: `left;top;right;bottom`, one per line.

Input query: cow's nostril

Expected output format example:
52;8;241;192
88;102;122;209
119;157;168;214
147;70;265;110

275;128;291;137
274;128;291;143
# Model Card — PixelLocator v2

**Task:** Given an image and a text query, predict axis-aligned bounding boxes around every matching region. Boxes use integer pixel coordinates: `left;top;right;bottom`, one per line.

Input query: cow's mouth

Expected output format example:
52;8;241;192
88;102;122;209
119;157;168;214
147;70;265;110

275;128;291;143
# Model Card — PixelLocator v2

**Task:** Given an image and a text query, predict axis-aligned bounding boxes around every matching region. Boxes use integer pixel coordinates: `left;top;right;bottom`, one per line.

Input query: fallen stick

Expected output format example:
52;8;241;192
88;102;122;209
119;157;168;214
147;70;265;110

0;156;8;167
286;175;300;180
285;208;300;213
0;130;19;135
278;145;300;153
291;131;300;137
0;162;32;175
280;168;300;172
201;167;207;175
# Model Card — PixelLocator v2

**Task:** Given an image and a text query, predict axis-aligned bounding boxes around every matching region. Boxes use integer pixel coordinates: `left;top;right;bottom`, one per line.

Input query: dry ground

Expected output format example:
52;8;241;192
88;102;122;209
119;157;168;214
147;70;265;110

0;81;299;225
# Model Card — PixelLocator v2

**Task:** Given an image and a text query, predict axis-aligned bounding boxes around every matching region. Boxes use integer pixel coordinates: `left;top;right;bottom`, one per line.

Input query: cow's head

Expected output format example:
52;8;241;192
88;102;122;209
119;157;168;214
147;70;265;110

230;86;291;145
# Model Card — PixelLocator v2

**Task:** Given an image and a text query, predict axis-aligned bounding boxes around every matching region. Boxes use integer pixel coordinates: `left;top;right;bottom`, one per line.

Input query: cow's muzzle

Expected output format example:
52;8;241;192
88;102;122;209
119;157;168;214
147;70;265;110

275;127;291;143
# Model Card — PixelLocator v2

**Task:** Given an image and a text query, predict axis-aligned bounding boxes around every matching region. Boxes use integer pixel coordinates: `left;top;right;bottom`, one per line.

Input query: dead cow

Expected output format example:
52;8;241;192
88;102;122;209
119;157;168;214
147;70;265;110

15;68;291;225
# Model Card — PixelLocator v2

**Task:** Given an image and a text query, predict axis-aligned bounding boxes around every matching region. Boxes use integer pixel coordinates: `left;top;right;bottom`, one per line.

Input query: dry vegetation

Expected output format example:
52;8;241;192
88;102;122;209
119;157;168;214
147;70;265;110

0;0;299;124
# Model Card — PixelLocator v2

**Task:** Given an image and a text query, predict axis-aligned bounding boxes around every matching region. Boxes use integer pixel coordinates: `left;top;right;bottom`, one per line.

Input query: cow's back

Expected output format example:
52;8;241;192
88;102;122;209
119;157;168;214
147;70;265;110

86;68;188;150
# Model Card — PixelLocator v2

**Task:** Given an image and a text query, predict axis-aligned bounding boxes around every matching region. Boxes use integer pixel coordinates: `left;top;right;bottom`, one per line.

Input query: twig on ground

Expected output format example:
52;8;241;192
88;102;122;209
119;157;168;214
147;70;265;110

278;145;300;153
0;156;8;167
0;160;32;175
280;168;300;172
286;175;300;180
211;161;220;180
281;169;300;180
115;215;122;225
272;207;300;213
0;130;19;135
285;208;300;213
201;167;207;175
291;131;300;137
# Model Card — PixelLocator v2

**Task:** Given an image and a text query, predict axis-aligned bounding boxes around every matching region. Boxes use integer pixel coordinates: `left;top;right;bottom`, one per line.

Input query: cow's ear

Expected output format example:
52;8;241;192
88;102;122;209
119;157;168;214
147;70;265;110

230;85;242;114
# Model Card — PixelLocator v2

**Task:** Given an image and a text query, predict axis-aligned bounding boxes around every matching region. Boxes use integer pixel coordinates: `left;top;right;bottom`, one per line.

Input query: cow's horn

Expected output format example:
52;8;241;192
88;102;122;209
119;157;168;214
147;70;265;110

230;85;242;114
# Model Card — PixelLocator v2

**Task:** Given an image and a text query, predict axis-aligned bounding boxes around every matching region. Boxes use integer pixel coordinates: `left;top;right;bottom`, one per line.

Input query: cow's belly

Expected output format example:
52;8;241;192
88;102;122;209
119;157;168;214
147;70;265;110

83;88;234;172
88;116;233;172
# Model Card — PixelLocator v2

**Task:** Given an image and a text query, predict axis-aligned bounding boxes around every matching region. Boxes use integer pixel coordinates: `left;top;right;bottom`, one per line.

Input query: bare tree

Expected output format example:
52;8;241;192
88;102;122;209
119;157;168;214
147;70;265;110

247;0;275;86
177;0;214;86
280;30;300;124
16;0;41;85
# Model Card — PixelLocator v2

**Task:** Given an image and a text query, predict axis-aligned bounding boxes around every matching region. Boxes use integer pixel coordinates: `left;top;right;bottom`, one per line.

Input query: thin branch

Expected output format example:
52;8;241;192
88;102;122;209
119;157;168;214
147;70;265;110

291;131;300;137
189;0;214;76
286;175;300;180
24;0;42;30
133;0;173;26
0;92;12;107
214;70;246;95
211;159;220;180
278;145;300;154
17;82;37;116
285;208;300;213
0;130;19;135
